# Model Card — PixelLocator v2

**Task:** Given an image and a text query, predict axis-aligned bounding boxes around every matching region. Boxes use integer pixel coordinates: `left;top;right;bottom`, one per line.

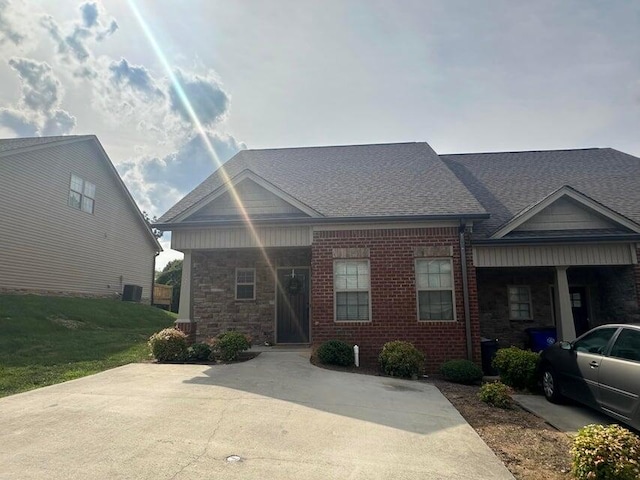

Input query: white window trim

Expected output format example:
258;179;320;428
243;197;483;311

333;259;371;323
235;267;256;301
415;258;457;322
69;174;96;214
507;285;533;320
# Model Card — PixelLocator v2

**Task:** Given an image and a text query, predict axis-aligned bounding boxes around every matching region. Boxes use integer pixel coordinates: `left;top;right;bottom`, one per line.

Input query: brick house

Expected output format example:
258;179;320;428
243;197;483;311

156;142;640;371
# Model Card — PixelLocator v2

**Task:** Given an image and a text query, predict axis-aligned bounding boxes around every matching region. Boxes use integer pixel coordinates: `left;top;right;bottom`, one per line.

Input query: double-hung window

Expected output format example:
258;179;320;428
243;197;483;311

508;286;532;320
236;268;256;300
416;259;455;321
69;174;96;214
334;260;370;321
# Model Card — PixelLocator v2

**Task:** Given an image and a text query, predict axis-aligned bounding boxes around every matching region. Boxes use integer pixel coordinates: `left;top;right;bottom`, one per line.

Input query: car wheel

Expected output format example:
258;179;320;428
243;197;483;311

542;366;563;403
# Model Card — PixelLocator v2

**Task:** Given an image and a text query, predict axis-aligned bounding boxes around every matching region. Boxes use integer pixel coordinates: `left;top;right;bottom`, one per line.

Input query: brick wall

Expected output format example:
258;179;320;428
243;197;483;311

310;227;479;373
191;248;311;344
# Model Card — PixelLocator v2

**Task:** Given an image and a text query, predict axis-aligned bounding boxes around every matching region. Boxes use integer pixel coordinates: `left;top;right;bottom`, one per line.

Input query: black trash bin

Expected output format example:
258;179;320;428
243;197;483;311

525;327;557;352
480;338;499;376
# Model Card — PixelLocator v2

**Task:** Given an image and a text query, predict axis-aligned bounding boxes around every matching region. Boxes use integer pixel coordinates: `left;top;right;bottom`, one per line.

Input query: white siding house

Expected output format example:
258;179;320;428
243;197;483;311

0;135;161;301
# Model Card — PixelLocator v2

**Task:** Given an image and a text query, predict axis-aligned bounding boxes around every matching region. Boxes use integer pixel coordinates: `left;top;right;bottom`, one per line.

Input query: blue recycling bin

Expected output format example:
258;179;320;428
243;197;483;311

525;327;557;352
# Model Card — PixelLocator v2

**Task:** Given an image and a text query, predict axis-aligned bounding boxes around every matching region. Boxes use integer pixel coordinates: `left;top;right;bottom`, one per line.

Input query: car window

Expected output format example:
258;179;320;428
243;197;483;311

609;328;640;362
573;328;618;354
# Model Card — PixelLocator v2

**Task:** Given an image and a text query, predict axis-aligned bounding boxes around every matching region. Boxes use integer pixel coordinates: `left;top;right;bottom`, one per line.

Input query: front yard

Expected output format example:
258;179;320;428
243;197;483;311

0;295;175;397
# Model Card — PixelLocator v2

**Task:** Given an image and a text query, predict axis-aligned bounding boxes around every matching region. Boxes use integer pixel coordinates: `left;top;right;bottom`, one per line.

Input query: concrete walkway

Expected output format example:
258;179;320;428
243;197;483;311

514;394;612;435
0;350;514;479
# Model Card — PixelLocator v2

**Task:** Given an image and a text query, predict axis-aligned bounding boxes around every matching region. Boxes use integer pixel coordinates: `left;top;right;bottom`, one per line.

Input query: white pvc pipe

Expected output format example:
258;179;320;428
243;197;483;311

353;345;359;367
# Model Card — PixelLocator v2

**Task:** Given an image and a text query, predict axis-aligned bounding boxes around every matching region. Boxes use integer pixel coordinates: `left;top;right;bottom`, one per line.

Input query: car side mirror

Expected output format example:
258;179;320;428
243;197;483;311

560;341;572;351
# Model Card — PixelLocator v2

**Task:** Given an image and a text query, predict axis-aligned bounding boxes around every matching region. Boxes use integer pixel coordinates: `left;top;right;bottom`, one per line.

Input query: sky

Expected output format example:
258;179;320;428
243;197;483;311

1;0;639;269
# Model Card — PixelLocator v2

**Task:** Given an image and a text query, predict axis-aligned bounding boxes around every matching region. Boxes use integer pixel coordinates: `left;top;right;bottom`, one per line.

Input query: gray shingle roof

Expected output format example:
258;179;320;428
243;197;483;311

441;148;640;238
159;142;487;222
0;135;94;155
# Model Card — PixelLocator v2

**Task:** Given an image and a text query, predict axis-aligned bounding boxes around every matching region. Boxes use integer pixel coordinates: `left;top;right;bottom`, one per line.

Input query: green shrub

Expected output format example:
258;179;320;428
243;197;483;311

317;340;354;366
214;331;251;362
378;341;425;378
478;381;512;408
492;346;540;390
439;359;484;384
187;342;212;362
571;424;640;480
149;328;188;362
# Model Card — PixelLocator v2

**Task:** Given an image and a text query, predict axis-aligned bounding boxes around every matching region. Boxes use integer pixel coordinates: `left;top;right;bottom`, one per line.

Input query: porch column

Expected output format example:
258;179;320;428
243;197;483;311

554;266;576;341
175;250;195;342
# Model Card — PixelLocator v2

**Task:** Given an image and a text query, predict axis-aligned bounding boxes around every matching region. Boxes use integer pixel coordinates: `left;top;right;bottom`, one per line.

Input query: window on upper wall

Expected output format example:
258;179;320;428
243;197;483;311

416;258;455;321
235;268;256;300
508;285;532;320
69;174;96;214
334;259;370;321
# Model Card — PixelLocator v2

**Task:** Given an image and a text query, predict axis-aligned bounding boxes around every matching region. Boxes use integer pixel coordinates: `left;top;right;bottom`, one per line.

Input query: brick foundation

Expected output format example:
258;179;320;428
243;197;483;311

310;227;479;373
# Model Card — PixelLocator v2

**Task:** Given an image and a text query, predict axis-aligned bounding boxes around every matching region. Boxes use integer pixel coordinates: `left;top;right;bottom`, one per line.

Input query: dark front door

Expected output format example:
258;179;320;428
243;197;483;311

570;287;590;337
276;268;310;343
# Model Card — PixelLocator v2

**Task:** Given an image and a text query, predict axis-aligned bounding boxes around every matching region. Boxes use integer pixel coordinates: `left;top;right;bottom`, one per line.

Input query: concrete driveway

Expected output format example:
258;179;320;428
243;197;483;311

0;349;513;480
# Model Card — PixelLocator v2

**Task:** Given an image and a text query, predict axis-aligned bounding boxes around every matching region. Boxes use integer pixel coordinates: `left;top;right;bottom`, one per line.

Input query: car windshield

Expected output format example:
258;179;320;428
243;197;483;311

573;327;618;354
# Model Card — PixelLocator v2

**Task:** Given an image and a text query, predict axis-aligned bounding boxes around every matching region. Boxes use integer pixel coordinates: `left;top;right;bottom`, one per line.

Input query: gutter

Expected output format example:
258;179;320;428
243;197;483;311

154;213;490;230
459;222;474;361
474;233;640;245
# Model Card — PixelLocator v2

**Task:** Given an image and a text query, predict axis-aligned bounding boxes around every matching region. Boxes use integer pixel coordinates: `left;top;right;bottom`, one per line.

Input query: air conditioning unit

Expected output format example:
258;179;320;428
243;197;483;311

122;284;143;302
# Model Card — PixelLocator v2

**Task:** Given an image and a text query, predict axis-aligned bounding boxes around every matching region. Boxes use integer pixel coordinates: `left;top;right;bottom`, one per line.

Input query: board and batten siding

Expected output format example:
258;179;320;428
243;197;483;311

172;226;312;250
0;140;157;300
515;197;615;232
473;243;638;267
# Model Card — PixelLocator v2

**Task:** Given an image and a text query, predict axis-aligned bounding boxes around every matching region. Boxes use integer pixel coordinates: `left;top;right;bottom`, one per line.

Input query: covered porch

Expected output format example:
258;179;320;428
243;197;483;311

474;242;640;348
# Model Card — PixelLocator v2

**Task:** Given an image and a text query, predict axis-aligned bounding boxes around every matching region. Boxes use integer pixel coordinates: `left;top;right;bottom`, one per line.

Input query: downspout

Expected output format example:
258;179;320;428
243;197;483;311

151;251;159;305
459;222;473;361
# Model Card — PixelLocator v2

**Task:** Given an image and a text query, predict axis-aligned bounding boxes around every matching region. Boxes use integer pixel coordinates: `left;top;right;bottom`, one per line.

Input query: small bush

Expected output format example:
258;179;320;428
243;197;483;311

186;342;212;362
440;359;484;384
214;331;251;362
378;341;425;378
478;381;512;408
149;328;188;362
571;424;640;480
317;340;354;366
492;346;540;390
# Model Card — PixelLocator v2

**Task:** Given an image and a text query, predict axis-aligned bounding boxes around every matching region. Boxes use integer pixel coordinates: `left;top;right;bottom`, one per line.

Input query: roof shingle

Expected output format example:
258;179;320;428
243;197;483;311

159;142;487;222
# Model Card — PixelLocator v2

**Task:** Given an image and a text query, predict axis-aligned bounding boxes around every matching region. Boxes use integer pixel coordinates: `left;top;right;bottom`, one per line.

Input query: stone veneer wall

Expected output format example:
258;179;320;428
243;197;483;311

311;227;480;373
476;268;555;348
594;265;640;324
191;248;311;344
477;263;640;349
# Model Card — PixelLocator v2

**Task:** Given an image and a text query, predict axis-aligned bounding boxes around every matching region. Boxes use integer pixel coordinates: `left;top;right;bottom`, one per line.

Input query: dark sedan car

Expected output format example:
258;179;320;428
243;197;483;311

539;324;640;430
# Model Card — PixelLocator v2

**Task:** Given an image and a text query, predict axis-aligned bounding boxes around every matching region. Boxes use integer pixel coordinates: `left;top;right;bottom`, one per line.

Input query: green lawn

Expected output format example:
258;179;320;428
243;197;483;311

0;295;176;397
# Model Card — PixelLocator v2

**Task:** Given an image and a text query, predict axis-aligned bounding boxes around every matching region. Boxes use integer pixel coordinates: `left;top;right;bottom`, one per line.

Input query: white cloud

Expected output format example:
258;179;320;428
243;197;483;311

118;132;245;217
169;68;229;127
0;57;76;136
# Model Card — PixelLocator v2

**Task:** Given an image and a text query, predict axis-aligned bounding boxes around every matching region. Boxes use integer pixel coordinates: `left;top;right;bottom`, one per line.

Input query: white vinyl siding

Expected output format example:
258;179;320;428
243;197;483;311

0;139;156;300
188;179;306;220
416;258;455;321
473;244;637;267
508;285;532;320
515;197;615;232
171;226;312;249
235;268;256;300
334;260;370;321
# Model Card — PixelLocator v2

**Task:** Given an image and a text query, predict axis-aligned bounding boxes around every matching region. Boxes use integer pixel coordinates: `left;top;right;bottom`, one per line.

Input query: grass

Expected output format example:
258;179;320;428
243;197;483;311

0;295;176;397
